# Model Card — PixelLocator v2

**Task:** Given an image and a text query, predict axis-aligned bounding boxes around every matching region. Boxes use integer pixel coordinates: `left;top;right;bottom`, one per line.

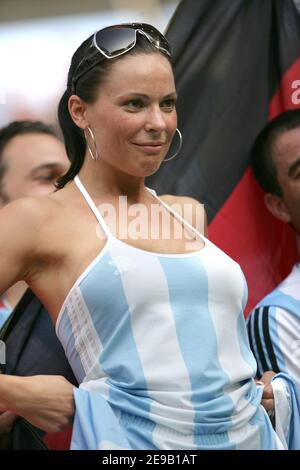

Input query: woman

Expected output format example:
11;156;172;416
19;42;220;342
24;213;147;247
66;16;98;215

0;23;297;450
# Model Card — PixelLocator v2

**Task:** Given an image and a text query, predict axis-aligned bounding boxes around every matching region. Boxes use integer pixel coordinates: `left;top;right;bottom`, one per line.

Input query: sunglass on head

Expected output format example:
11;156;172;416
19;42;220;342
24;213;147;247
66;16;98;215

71;23;171;93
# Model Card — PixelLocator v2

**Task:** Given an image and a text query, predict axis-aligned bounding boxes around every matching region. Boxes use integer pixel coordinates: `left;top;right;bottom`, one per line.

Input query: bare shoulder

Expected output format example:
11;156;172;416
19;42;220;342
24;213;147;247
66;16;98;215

159;194;207;236
0;196;64;290
0;195;65;260
0;195;60;232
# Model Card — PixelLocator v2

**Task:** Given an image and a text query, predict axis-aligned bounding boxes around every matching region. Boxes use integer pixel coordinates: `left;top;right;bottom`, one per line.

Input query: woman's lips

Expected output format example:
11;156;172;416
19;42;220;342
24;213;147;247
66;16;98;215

132;142;165;155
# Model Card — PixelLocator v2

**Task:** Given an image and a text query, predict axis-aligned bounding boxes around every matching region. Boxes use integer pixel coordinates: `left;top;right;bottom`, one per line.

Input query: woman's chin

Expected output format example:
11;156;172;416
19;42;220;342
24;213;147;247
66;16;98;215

138;158;163;176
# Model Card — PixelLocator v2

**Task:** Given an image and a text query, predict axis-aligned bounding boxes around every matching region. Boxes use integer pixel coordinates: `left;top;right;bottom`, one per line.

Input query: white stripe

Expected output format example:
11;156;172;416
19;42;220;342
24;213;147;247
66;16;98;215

67;287;105;381
275;307;300;388
273;378;291;449
110;243;195;442
79;377;111;401
200;251;258;447
227;385;261;449
201;253;254;382
279;264;300;299
151;423;196;450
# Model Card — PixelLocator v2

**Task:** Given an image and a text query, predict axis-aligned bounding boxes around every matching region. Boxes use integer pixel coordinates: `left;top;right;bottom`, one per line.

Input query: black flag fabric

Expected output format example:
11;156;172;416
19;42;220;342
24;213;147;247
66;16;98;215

147;0;300;314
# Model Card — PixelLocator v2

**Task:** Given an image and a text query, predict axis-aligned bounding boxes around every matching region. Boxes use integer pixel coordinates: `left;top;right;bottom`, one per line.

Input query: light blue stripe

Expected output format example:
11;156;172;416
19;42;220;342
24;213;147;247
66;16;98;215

241;381;277;449
0;306;11;329
256;286;300;374
117;411;158;450
260;288;300;316
276;290;300;316
71;388;131;450
158;256;234;449
248;405;278;449
79;250;155;447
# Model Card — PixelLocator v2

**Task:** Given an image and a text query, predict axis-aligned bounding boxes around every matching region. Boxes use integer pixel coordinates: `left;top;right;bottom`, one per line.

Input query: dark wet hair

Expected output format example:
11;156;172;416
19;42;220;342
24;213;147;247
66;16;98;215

56;32;172;189
252;109;300;196
0;120;57;188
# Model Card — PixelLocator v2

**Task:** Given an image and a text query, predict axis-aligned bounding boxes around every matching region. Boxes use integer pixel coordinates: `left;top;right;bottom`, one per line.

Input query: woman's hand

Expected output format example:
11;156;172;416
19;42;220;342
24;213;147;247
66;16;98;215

256;371;276;422
0;411;16;434
1;375;75;434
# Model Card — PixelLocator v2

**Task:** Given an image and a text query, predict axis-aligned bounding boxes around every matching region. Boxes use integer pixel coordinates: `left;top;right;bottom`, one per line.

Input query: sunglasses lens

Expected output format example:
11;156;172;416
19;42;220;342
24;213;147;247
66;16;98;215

138;24;171;55
72;24;171;92
95;28;136;57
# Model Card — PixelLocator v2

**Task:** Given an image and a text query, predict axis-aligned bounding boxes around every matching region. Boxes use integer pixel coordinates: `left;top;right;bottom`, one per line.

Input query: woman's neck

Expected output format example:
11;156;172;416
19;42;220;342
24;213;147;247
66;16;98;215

78;156;147;201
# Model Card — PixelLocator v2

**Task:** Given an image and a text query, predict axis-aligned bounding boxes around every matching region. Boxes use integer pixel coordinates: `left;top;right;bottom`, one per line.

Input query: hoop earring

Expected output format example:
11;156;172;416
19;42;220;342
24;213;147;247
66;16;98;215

163;128;182;162
84;126;99;161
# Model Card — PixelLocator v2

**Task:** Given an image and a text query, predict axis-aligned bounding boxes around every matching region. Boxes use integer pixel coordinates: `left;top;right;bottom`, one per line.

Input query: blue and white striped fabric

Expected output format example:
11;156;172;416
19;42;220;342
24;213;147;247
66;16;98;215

0;297;12;329
71;388;131;450
56;176;287;450
246;264;300;387
271;373;300;450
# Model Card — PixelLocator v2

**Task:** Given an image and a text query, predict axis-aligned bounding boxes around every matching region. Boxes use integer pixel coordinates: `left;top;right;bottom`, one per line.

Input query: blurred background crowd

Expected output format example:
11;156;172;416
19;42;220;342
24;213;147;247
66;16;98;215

0;0;178;128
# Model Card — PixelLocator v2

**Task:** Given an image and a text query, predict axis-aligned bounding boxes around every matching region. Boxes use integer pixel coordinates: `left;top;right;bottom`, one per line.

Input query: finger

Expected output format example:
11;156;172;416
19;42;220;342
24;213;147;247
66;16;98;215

0;411;16;433
262;384;274;399
259;371;276;385
261;399;275;412
255;380;265;386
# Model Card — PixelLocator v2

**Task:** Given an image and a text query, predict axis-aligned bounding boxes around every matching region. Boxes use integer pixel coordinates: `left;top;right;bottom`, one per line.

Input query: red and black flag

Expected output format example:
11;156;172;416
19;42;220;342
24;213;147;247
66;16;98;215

147;0;300;314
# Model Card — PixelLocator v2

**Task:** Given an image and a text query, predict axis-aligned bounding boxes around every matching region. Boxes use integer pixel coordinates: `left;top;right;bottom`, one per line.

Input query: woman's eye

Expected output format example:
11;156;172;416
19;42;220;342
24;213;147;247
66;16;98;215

161;99;176;110
125;99;144;110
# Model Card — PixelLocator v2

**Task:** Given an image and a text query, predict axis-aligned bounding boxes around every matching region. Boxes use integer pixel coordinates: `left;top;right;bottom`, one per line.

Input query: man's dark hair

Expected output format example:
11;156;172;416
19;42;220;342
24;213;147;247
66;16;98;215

0;120;57;186
252;109;300;196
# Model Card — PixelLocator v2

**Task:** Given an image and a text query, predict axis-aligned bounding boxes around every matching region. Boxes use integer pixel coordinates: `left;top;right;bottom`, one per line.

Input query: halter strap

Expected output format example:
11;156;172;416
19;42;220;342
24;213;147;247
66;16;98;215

74;176;113;239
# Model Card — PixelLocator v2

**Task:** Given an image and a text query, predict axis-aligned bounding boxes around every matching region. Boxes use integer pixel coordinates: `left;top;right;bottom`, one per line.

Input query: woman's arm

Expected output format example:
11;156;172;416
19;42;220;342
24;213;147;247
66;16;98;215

0;197;46;293
0;374;75;433
0;198;75;433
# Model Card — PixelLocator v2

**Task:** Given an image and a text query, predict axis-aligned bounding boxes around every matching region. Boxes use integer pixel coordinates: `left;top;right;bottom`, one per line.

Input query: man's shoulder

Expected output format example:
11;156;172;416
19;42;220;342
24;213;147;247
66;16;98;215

277;263;300;292
252;263;300;315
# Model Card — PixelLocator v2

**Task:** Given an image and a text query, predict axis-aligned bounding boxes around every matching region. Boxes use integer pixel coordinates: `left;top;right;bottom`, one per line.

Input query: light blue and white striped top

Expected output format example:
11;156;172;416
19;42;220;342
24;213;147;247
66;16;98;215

56;176;283;450
0;297;12;329
247;264;300;387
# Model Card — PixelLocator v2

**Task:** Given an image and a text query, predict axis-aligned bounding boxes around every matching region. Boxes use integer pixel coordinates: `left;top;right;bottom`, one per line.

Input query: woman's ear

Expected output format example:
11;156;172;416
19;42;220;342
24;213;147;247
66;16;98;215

264;192;291;223
68;95;88;130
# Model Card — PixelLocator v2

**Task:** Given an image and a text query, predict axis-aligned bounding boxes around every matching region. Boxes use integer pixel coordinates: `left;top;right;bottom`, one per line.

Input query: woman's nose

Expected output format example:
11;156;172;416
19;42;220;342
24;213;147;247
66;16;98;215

145;106;167;133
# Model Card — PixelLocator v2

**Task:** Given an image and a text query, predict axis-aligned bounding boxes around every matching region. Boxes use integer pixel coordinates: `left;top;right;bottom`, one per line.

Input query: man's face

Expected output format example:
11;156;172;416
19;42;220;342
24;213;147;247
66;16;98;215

272;127;300;235
0;132;69;203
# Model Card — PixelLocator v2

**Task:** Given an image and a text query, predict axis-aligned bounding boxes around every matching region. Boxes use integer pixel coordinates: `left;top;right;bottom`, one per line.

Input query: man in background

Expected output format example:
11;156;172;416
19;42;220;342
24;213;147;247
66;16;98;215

0;120;77;449
0;120;69;326
247;109;300;387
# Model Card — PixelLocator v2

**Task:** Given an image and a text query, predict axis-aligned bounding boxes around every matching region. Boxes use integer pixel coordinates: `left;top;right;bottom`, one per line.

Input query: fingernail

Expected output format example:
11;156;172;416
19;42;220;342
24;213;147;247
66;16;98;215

256;381;264;386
